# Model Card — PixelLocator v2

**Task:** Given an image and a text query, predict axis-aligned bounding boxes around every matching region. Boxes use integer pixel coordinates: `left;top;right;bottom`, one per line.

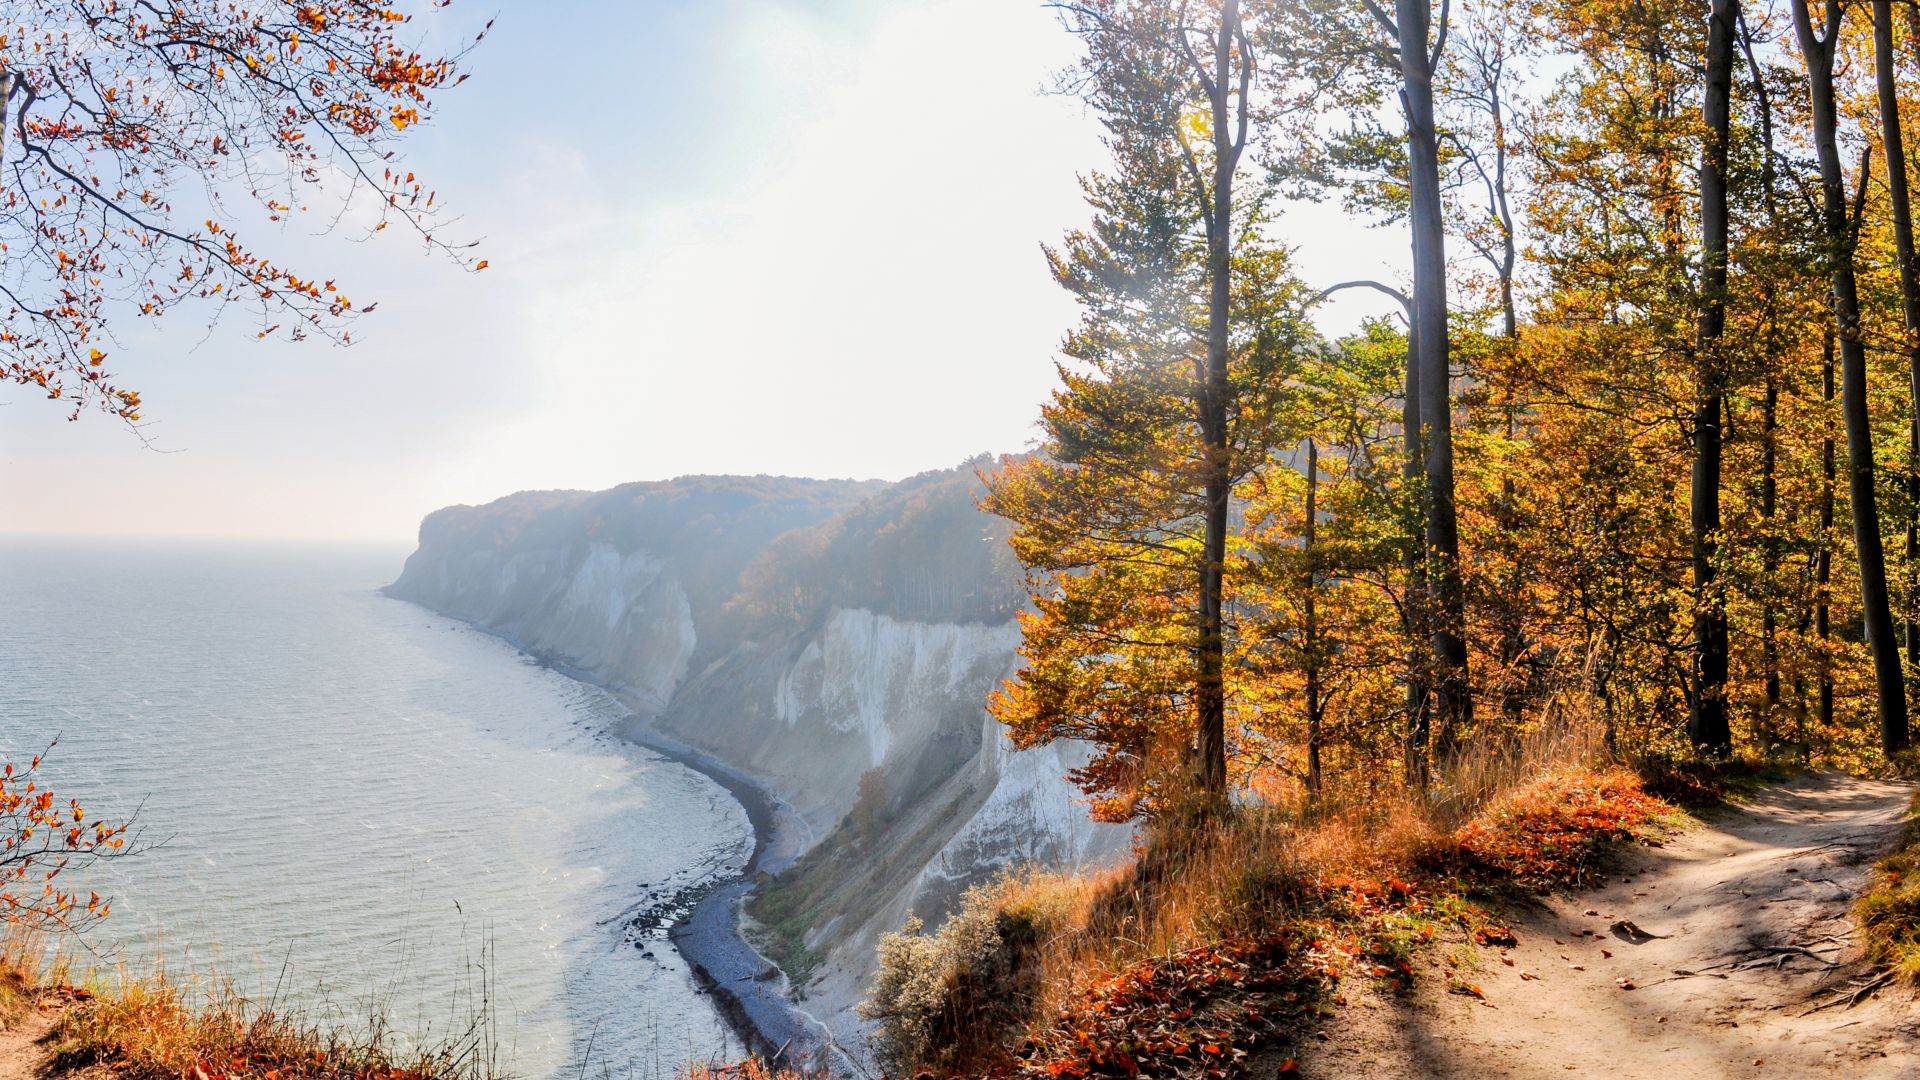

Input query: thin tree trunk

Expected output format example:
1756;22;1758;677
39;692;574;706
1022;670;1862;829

1689;0;1737;755
1404;322;1430;781
1193;0;1247;799
1763;376;1782;719
1304;438;1323;799
1874;0;1920;700
1819;330;1837;733
1491;72;1526;729
1395;0;1472;751
1796;0;1911;754
1742;10;1785;731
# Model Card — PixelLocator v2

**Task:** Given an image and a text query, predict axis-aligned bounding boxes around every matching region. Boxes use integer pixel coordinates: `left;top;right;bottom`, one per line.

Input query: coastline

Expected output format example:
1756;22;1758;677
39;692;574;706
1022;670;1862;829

377;591;835;1071
610;715;836;1069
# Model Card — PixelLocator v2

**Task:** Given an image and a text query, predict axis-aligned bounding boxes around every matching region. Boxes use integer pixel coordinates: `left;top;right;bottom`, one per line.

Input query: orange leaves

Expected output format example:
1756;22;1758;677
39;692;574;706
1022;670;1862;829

1019;937;1302;1078
1446;769;1672;892
0;0;481;424
0;742;130;935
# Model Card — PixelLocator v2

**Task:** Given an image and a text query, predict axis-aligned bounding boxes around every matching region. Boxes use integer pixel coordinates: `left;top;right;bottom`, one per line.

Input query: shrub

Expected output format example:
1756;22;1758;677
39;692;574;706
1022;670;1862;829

1856;796;1920;981
860;873;1084;1076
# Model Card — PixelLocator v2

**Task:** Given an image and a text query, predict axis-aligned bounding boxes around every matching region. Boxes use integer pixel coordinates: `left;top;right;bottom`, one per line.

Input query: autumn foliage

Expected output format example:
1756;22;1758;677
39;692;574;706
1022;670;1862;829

0;745;128;935
862;761;1673;1078
1446;768;1675;892
987;0;1920;840
1017;937;1301;1079
0;1;484;419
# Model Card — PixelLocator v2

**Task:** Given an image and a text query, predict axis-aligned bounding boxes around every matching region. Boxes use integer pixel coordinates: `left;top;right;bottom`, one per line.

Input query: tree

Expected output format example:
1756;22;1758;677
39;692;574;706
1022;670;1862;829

0;1;485;420
1791;0;1910;755
1869;0;1920;694
1687;0;1738;754
989;0;1319;815
1361;0;1474;757
1440;0;1538;731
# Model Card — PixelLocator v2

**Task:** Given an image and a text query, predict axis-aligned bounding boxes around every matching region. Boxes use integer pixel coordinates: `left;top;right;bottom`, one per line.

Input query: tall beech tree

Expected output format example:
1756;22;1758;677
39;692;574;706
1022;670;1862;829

0;1;485;420
991;0;1316;815
1362;0;1474;757
1870;0;1920;687
1689;0;1738;754
1792;0;1910;754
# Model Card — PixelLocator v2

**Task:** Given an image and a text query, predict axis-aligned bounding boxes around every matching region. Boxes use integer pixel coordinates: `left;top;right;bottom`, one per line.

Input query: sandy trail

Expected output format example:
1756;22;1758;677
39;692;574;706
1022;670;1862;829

1299;773;1920;1078
0;993;72;1080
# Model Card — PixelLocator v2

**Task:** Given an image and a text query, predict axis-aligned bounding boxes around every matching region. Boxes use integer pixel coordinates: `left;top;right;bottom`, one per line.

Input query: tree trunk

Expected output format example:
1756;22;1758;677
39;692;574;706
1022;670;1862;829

1763;376;1781;719
1304;438;1323;799
1403;322;1430;782
1874;0;1920;702
1689;0;1736;755
1819;330;1837;733
1193;0;1245;799
1742;10;1785;732
1396;0;1472;751
1795;0;1911;755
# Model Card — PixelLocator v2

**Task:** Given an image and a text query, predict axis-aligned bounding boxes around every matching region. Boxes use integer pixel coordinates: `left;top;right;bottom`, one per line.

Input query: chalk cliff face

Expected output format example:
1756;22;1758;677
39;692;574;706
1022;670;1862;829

401;537;696;711
387;464;1132;1034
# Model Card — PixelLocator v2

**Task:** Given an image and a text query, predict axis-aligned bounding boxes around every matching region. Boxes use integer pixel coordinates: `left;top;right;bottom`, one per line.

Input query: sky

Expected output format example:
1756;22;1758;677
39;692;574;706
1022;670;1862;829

0;0;1408;543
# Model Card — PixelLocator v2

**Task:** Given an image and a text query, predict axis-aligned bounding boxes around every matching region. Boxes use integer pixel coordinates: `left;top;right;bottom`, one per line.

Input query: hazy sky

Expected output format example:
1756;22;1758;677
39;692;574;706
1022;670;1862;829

0;0;1406;543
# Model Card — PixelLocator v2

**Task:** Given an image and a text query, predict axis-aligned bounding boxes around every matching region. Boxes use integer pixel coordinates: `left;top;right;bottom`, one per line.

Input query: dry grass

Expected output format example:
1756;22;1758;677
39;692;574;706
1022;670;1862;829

0;932;502;1080
1855;793;1920;982
1030;724;1654;1000
854;717;1687;1077
47;974;497;1080
679;1061;814;1080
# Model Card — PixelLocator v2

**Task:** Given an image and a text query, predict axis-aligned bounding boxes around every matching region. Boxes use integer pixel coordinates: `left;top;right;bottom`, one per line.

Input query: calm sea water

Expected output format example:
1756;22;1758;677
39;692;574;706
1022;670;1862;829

0;538;751;1078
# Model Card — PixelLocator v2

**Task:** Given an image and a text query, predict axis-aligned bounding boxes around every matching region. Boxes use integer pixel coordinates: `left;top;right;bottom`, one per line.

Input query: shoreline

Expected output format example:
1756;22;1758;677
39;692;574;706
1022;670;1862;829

377;590;832;1070
611;717;832;1069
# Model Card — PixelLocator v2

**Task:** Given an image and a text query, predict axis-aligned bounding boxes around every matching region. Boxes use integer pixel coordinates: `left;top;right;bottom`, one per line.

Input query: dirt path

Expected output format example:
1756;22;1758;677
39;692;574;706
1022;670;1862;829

0;993;69;1080
1299;773;1920;1078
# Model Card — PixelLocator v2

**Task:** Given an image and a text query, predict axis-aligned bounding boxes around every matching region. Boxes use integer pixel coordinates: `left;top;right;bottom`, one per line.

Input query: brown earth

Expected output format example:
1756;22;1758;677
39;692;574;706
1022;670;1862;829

1291;773;1920;1078
0;988;94;1080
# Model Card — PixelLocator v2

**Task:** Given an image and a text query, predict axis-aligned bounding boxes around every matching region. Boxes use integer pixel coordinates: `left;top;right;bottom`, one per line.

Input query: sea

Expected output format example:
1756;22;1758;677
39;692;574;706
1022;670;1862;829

0;537;752;1079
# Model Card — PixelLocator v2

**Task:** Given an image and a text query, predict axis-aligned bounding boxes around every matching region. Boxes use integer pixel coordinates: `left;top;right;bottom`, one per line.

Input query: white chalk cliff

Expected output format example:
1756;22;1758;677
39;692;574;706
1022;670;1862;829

386;467;1132;1044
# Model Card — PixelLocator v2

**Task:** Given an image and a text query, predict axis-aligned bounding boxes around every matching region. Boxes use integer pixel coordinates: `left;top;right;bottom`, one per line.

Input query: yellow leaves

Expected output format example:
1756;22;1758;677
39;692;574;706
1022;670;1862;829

1180;102;1214;144
88;348;104;366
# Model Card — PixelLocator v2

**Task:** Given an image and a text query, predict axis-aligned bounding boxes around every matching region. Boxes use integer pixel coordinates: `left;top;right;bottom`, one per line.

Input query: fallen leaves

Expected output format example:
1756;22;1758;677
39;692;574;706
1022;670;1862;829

1447;771;1672;892
1018;937;1305;1078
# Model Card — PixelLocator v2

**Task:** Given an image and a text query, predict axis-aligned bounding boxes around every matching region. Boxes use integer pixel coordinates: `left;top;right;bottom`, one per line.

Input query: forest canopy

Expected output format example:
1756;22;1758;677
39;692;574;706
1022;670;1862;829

989;0;1920;820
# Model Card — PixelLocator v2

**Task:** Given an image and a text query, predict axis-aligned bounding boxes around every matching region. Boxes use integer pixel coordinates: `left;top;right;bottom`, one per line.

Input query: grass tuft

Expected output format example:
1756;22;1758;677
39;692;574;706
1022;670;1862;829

1855;794;1920;982
47;973;497;1080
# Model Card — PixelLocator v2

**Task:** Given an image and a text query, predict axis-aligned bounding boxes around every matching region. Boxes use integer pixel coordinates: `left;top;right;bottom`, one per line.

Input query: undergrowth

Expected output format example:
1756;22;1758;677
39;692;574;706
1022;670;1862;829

0;937;501;1080
48;974;497;1080
1855;792;1920;982
681;1061;814;1080
1630;751;1792;809
862;761;1680;1078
